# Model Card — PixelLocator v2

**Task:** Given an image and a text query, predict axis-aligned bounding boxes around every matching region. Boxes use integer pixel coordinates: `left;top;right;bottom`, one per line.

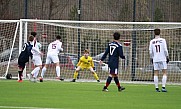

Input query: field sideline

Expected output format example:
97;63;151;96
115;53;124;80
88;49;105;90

0;80;180;109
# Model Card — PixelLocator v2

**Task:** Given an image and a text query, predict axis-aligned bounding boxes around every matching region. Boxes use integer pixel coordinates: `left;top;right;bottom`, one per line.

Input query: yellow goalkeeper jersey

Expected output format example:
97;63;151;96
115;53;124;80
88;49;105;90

77;56;94;69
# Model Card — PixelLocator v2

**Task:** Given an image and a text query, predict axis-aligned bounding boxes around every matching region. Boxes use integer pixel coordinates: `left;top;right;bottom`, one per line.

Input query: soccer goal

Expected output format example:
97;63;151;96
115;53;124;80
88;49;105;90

2;19;181;84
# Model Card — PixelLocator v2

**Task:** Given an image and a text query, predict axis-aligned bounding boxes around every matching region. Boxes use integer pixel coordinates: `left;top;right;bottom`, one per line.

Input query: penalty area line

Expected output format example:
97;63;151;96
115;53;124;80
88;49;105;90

0;106;64;109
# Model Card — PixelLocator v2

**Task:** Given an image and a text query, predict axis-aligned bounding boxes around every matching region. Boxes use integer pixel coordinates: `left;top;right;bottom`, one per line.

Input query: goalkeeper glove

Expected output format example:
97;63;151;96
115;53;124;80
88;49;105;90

166;57;169;64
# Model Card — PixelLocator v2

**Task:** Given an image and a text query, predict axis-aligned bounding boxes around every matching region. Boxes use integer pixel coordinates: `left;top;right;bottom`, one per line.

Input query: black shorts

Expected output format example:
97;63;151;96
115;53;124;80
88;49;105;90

18;60;26;70
109;67;119;75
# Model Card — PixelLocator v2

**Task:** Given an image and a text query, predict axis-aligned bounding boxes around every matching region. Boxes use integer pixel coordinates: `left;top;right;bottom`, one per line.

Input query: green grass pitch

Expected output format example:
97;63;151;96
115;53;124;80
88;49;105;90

0;80;180;109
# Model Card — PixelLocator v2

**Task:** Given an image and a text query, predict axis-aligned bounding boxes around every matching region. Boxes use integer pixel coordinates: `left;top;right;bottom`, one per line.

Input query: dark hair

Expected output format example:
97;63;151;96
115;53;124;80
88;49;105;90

31;32;37;37
154;29;160;35
29;35;34;41
113;32;120;40
56;35;61;39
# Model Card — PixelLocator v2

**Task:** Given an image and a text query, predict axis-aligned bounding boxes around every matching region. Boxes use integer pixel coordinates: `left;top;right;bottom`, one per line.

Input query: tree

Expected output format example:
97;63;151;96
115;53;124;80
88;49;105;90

68;5;78;20
154;7;163;22
0;0;11;19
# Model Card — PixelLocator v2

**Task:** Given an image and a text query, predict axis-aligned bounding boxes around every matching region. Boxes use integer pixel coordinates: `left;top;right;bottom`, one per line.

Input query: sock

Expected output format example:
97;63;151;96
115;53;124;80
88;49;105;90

105;76;112;88
73;71;78;79
56;66;60;77
114;77;120;88
18;71;23;80
162;75;167;88
93;72;99;80
31;67;40;78
41;67;46;78
154;76;159;89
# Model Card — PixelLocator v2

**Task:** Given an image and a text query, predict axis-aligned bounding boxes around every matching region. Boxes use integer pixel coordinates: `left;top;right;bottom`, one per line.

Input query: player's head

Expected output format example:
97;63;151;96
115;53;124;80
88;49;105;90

56;35;61;40
154;29;160;35
113;32;120;40
29;35;34;42
84;49;89;58
31;32;37;37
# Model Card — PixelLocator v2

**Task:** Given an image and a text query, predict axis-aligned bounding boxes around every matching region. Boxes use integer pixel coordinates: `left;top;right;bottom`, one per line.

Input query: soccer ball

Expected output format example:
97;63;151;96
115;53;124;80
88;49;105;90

6;73;12;79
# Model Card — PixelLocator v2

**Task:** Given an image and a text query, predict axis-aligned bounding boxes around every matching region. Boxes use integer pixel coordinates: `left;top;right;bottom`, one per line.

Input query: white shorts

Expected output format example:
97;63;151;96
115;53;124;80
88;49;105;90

32;55;42;66
153;61;167;70
45;54;59;64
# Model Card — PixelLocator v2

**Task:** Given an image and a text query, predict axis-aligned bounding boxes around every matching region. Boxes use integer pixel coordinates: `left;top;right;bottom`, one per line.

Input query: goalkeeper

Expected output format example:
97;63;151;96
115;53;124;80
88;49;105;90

71;49;100;82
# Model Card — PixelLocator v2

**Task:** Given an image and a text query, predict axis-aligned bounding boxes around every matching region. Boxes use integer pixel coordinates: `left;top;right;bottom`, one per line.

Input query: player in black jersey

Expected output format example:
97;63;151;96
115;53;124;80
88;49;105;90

17;35;34;82
100;32;125;92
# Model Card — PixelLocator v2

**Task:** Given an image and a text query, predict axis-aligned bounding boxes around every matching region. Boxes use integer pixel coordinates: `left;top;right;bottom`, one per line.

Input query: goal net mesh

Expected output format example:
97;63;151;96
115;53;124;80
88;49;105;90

0;20;19;79
2;19;181;84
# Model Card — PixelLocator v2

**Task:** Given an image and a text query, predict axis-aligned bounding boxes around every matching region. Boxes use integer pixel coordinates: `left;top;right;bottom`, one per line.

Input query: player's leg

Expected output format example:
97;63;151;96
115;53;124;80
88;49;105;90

89;67;100;82
153;62;160;92
31;56;42;80
154;70;159;92
33;65;42;78
18;67;24;82
161;69;167;92
71;66;81;82
31;65;42;82
113;74;125;92
55;62;61;80
102;67;115;91
161;61;167;92
40;64;47;80
41;64;47;78
102;74;112;92
51;55;63;80
40;56;50;81
17;61;25;82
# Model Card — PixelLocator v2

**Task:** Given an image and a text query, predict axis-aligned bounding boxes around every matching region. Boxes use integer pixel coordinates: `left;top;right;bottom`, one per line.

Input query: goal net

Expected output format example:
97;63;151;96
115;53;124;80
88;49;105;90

0;20;19;79
2;19;181;84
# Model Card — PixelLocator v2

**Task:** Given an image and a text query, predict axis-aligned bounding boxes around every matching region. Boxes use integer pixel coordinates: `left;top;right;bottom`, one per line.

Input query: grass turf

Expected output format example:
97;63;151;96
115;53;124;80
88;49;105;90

0;80;180;109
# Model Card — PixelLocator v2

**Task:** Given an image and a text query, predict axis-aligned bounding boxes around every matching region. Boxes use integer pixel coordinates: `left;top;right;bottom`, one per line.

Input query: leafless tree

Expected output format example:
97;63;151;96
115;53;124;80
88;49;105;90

0;0;11;19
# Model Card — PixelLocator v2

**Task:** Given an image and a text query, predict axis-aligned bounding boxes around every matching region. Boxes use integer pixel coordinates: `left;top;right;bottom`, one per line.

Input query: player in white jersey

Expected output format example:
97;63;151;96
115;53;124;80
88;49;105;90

40;35;63;82
27;32;43;82
149;29;169;92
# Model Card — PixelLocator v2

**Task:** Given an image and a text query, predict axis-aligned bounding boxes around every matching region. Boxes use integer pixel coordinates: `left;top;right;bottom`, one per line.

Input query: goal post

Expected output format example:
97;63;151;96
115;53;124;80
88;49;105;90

1;19;181;84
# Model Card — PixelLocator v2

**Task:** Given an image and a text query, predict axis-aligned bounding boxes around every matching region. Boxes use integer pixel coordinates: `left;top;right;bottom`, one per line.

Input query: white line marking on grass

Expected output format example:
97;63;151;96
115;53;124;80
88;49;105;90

0;106;64;109
127;84;148;87
167;85;181;88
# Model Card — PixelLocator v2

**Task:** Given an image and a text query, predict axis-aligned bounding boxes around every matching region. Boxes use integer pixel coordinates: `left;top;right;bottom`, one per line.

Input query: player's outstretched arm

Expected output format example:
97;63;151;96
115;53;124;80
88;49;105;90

101;45;109;61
